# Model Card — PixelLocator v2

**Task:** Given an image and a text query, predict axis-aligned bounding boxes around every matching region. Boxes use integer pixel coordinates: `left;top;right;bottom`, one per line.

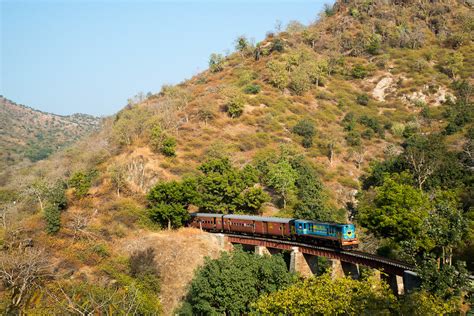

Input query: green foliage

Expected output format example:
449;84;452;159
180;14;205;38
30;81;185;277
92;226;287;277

48;181;67;210
365;34;382;55
399;291;459;315
345;131;361;147
292;158;334;222
267;61;289;91
443;81;473;135
357;172;431;242
225;94;245;118
440;52;464;78
356;93;369;106
266;159;298;209
342;112;356;131
68;170;97;198
161;136;177;157
209;53;225;73
292;119;315;148
351;64;368;79
252;273;395;315
179;247;296;315
148;202;189;229
235;35;251;57
197;159;266;214
417;257;469;300
44;203;61;234
288;67;311;95
271;38;285;53
243;83;261;94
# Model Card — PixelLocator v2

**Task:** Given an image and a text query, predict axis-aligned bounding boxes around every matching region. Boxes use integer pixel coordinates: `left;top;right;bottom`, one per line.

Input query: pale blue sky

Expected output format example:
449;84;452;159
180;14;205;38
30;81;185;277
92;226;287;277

1;0;326;116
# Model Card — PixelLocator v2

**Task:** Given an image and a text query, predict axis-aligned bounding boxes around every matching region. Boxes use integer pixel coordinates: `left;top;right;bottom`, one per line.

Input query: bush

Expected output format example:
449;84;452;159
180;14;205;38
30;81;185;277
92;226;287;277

288;68;311;95
226;95;245;118
129;247;159;279
161;136;176;157
209;53;225;73
44;204;61;234
267;61;289;90
243;84;261;94
352;64;368;79
292;119;315;138
345;131;361;147
356;94;369;106
69;170;97;198
271;38;284;53
148;202;189;229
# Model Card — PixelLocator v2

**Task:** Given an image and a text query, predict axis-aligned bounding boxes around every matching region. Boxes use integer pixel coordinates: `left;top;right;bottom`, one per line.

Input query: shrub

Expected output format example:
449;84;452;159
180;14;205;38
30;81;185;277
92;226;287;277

352;64;368;79
226;95;245;118
267;61;289;90
44;204;61;234
345;131;361;147
391;123;405;137
362;128;374;139
342;112;356;131
271;38;284;53
129;247;159;278
288;68;311;95
161;136;176;157
209;53;225;73
366;34;382;55
69;170;97;198
356;94;369;106
292;119;315;138
243;84;261;95
148;202;189;229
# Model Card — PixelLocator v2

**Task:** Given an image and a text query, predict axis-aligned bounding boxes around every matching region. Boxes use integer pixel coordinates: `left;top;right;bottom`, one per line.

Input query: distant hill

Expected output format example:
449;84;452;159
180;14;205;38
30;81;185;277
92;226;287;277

0;96;102;166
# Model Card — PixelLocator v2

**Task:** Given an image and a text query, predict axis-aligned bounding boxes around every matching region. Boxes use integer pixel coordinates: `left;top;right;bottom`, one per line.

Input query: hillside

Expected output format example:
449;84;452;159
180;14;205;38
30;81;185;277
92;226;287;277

0;96;101;168
1;0;473;314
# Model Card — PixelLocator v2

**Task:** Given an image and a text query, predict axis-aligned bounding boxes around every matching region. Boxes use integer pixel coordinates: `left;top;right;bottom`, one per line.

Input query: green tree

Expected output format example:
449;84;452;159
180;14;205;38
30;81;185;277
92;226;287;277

161;136;177;157
225;94;245;118
180;248;296;315
288;67;311;95
69;170;97;199
292;158;333;221
148;202;189;230
252;273;395;315
352;64;368;79
357;172;431;243
293;119;316;148
266;159;298;208
147;179;197;209
44;203;61;234
209;53;225;73
267;61;289;91
235;35;251;57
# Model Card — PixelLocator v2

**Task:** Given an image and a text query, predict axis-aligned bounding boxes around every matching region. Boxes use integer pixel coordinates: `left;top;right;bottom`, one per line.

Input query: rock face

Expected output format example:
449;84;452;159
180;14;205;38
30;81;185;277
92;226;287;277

372;76;393;102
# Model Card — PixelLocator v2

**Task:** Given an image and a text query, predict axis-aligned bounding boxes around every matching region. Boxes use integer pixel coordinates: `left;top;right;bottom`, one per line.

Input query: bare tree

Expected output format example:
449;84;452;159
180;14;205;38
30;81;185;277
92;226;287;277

108;163;127;197
405;146;437;190
0;248;50;312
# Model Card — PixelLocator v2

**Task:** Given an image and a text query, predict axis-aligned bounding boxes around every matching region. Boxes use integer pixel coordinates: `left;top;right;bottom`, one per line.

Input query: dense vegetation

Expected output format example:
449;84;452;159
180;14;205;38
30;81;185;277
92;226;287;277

0;0;473;313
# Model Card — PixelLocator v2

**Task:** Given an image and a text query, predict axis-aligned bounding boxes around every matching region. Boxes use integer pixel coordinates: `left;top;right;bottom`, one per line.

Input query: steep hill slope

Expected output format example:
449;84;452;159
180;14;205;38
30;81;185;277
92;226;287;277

0;96;101;168
1;0;473;313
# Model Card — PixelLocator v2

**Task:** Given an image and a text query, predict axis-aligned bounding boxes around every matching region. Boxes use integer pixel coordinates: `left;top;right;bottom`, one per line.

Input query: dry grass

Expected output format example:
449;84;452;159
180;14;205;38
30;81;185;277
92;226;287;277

117;228;227;314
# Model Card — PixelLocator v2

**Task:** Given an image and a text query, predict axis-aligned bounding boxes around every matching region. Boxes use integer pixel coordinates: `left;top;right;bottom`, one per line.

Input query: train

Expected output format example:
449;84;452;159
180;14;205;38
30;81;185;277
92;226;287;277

188;213;359;250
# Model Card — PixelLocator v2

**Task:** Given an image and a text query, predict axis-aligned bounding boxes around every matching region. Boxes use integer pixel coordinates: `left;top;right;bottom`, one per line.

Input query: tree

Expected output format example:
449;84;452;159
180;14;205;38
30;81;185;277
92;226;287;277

179;248;296;315
252;273;395;315
441;52;463;79
0;248;49;314
209;53;225;73
108;163;127;197
225;94;245;118
148;202;189;230
288;67;311;95
44;203;61;234
357;172;431;243
69;170;97;198
293;119;316;148
292;158;332;221
352;64;368;79
234;35;250;57
147;179;197;210
267;61;289;91
161;136;176;157
403;134;443;190
266;159;298;208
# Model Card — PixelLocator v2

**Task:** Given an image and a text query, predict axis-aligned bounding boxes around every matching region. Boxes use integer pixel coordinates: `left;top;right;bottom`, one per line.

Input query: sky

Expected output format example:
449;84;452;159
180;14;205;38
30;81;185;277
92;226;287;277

1;0;327;116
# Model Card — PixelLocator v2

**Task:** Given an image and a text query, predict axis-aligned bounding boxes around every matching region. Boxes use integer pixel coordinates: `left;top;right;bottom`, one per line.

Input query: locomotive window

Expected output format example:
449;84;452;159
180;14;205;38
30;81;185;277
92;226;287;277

298;224;302;229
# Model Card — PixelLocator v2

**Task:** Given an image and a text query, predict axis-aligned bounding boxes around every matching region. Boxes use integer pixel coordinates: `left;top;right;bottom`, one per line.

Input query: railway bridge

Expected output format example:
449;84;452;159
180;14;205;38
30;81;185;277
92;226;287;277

213;233;421;295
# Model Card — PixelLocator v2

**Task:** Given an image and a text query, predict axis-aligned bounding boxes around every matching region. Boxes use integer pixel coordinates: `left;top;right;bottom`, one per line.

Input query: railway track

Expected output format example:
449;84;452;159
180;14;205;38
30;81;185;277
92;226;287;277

223;233;415;275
